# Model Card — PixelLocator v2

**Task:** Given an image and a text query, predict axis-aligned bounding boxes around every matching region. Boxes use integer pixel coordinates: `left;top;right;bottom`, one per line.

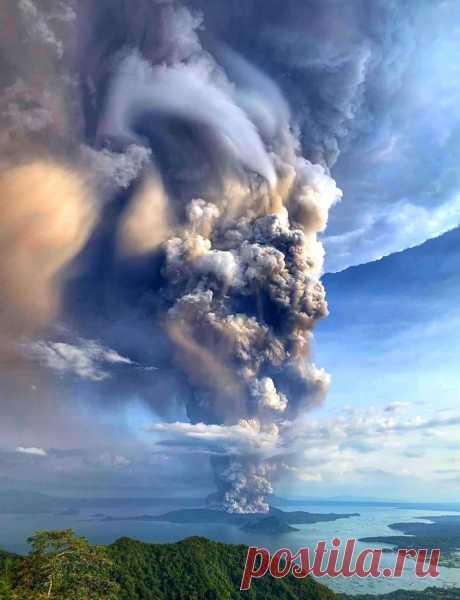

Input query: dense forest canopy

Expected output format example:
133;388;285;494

1;532;459;600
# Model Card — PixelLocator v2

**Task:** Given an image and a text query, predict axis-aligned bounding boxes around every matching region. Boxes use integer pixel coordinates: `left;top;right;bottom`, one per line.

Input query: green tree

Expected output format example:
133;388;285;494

13;529;119;600
0;554;14;600
0;577;12;600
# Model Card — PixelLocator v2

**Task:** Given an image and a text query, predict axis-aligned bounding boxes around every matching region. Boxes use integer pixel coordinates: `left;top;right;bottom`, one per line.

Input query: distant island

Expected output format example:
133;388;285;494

94;505;360;535
341;588;460;599
241;515;299;534
360;515;460;568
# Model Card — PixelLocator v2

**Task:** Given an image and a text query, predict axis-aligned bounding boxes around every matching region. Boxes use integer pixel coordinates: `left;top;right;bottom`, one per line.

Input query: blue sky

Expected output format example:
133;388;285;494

285;227;460;500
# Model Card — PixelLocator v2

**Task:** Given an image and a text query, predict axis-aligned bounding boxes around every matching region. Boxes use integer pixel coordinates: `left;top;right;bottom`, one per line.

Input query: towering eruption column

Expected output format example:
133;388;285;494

98;2;342;513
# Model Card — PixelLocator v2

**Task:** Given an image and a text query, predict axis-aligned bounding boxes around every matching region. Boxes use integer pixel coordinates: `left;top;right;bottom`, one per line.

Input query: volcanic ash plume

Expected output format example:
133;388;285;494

160;176;337;512
96;3;342;512
0;161;96;350
0;0;342;513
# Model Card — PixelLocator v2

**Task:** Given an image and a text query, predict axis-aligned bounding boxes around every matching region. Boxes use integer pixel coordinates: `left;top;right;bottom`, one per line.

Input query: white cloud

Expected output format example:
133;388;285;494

24;338;133;381
149;419;281;458
293;411;460;447
18;0;64;58
297;470;323;482
325;195;460;272
16;446;48;457
277;408;460;488
149;408;460;488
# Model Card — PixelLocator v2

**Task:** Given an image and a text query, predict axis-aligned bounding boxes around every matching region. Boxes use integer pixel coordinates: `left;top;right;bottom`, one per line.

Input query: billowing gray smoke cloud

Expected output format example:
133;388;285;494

85;2;341;512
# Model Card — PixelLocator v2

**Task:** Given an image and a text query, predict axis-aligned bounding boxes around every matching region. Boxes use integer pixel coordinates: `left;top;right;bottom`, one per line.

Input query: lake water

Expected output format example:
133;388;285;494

1;501;459;595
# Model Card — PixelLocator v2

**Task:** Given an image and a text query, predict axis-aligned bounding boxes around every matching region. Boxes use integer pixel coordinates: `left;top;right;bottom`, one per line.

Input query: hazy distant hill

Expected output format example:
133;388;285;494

240;516;299;534
0;489;201;514
318;218;460;437
341;589;460;600
322;226;460;328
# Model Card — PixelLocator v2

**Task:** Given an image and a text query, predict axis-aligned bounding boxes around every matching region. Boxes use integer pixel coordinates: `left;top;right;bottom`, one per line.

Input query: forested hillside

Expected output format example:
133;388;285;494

1;532;459;599
108;536;335;600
